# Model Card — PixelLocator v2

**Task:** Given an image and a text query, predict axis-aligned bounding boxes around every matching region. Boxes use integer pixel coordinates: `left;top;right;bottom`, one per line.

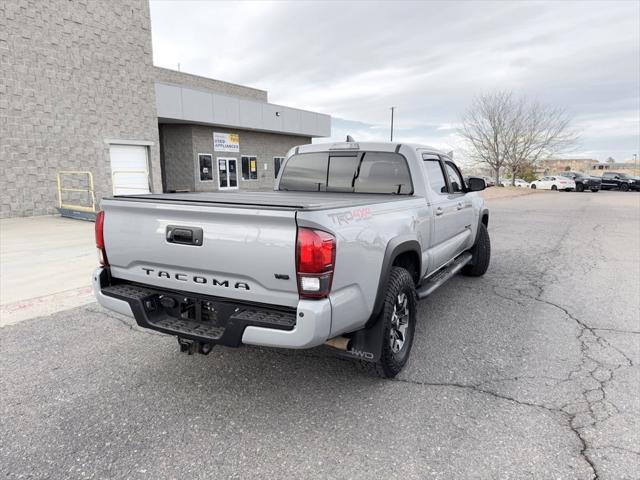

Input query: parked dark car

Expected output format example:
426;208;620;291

483;176;496;187
559;171;601;192
600;172;640;192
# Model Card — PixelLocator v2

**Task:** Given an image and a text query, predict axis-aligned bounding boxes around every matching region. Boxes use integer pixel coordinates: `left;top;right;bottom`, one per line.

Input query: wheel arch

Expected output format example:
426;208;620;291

367;237;421;325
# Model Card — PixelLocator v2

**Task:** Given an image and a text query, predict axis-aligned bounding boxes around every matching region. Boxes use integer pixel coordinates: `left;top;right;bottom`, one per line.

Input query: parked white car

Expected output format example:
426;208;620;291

530;176;575;191
501;178;530;188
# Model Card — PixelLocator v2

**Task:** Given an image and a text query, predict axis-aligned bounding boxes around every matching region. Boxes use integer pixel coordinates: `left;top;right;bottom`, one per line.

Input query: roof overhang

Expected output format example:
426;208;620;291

155;82;331;138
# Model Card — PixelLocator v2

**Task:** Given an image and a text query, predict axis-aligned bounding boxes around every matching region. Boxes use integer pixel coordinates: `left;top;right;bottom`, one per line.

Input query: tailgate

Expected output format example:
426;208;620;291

101;198;300;308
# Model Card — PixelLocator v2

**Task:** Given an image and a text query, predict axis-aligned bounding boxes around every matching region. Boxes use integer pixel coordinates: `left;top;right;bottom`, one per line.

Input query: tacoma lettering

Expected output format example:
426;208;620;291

140;267;250;290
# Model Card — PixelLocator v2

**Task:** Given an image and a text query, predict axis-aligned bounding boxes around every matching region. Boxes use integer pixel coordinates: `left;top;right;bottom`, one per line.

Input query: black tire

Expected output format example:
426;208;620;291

620;183;629;192
576;183;584;192
551;185;558;191
531;184;536;189
462;223;491;277
591;189;599;193
359;267;417;379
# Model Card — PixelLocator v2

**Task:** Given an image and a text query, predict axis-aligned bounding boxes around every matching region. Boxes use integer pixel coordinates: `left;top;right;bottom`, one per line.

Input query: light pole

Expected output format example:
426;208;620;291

390;106;396;141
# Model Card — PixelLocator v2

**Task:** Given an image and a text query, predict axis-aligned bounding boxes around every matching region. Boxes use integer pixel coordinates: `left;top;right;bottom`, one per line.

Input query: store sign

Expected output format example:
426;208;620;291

213;132;240;152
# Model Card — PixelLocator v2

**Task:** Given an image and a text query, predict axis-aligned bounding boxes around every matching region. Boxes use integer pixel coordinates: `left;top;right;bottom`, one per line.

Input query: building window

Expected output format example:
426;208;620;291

198;154;213;181
274;157;285;178
241;155;258;180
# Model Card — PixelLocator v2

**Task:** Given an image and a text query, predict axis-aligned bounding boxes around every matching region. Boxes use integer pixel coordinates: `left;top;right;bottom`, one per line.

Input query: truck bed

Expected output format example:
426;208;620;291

109;191;417;211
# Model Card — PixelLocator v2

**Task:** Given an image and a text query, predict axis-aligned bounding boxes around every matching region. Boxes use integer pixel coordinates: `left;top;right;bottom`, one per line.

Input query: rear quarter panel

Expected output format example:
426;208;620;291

298;197;430;336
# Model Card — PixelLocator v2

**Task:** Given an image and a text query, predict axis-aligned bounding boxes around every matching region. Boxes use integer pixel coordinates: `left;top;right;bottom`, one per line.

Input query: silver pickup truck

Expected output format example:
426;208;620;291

93;141;490;377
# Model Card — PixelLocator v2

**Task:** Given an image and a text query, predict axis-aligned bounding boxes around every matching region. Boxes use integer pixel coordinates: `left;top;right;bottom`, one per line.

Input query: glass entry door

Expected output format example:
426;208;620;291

218;158;238;190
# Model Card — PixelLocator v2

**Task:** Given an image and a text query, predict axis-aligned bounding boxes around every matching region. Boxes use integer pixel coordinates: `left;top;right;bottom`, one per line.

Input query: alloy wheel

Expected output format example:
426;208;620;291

389;293;410;353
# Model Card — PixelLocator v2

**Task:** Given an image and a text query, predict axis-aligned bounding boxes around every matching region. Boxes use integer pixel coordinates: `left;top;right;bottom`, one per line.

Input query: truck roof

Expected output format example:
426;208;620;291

295;141;446;156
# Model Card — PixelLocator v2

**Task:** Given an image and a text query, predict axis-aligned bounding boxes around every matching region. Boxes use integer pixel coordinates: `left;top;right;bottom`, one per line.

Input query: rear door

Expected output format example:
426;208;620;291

109;145;151;195
601;173;616;189
422;154;473;273
101;198;300;307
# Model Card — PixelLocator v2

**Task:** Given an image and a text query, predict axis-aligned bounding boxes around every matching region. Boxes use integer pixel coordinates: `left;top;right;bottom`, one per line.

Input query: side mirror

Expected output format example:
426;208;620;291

467;176;486;192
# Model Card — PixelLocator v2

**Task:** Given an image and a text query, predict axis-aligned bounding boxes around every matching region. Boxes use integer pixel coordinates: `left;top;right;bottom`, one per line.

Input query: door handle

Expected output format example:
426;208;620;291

166;225;203;246
456;202;463;210
435;207;444;216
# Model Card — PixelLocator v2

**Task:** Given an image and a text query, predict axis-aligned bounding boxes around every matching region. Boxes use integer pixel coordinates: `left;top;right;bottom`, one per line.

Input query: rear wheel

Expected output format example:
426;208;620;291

360;267;416;378
591;188;599;193
531;184;536;189
576;183;584;192
462;223;491;277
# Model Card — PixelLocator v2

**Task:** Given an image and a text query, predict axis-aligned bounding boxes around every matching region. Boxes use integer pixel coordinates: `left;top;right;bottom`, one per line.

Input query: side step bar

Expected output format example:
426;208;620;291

416;252;472;300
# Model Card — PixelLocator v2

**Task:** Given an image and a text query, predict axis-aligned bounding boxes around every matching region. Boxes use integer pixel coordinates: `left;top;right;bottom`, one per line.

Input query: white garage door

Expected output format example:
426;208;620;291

109;144;151;195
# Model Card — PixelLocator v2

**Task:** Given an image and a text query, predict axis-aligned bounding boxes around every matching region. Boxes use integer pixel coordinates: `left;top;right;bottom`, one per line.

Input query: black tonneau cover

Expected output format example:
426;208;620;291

108;191;418;211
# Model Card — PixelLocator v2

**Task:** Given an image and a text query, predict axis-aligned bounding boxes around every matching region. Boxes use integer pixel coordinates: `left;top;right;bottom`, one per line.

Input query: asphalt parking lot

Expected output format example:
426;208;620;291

1;191;639;479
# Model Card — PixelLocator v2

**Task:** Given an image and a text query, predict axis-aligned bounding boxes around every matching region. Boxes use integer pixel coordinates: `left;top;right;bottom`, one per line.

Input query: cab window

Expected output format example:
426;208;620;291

422;156;448;196
444;161;464;193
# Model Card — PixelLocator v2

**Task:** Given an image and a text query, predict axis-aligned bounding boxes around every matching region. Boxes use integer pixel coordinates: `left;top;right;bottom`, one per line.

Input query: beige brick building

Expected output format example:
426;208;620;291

0;0;330;219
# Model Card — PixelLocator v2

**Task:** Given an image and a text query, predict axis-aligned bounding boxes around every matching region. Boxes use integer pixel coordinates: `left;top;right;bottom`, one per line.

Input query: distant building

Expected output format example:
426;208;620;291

538;158;598;175
592;162;636;170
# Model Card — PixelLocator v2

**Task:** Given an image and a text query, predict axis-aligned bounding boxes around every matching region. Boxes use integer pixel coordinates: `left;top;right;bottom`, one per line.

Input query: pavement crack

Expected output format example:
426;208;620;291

393;376;562;414
593;327;640;335
595;445;640;457
394;375;601;479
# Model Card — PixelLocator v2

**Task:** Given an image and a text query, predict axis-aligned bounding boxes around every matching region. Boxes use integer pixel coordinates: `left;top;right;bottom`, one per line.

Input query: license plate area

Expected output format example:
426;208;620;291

153;294;243;329
101;280;297;344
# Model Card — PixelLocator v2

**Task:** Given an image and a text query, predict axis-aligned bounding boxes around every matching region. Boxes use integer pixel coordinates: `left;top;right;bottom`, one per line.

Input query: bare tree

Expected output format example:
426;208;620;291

503;99;578;185
458;91;514;185
459;91;578;185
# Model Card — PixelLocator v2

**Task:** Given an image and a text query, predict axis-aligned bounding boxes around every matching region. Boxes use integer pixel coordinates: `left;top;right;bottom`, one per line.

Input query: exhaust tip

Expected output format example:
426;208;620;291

324;336;351;351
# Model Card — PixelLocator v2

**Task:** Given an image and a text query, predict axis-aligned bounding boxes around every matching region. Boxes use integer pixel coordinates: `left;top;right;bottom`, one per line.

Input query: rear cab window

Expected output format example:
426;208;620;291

422;154;448;196
278;151;413;194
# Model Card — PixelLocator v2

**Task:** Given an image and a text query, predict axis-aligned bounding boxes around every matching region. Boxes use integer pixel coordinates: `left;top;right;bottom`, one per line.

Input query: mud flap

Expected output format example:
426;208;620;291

327;313;386;363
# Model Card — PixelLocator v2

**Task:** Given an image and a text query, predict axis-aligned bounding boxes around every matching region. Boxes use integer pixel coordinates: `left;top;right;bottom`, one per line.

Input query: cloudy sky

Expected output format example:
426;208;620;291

150;1;639;163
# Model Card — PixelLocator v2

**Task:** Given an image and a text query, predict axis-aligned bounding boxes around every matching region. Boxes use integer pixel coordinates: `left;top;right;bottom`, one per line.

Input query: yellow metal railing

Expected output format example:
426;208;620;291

56;171;96;213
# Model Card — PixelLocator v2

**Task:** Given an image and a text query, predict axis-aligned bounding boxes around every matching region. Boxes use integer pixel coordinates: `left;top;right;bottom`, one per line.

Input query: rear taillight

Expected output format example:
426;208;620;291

296;227;336;299
95;210;109;266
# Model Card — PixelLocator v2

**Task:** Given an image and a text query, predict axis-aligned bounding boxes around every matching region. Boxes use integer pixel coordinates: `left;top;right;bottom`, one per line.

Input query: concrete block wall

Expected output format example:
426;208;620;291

159;124;194;192
0;0;161;218
191;126;310;192
160;124;310;192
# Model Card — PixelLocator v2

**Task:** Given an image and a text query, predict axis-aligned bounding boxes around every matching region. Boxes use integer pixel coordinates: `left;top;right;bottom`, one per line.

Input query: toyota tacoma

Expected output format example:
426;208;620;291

93;141;490;377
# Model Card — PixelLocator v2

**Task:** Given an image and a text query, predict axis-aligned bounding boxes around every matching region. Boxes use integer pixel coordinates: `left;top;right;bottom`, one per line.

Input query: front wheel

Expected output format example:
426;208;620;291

620;183;629;192
551;185;558;191
531;184;536;189
361;267;417;378
591;188;599;193
462;223;491;277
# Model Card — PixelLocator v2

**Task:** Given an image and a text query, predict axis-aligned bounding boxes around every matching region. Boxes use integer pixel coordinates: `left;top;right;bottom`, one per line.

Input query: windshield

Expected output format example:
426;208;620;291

278;152;413;194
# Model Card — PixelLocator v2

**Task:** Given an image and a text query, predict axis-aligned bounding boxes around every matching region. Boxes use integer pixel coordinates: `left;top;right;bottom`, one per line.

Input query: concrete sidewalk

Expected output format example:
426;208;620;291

0;215;96;325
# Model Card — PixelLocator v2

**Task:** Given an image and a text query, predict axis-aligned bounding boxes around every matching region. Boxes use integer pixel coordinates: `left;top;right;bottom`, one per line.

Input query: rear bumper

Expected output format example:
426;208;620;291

92;267;331;349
